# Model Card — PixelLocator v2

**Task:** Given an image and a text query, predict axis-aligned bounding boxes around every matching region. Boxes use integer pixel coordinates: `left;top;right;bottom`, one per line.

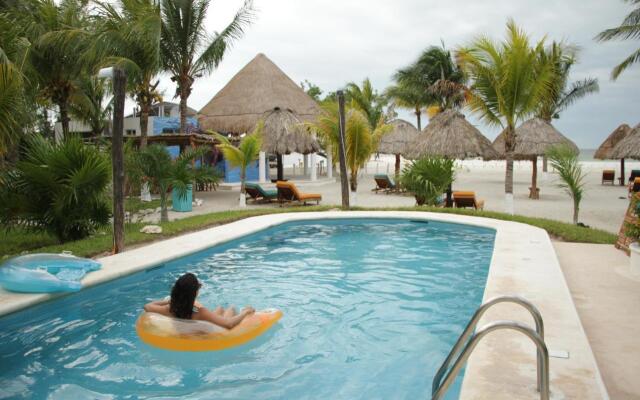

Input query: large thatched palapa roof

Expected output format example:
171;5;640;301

261;108;319;155
594;124;631;159
406;110;497;159
492;118;579;158
610;124;640;159
377;119;418;155
198;53;321;134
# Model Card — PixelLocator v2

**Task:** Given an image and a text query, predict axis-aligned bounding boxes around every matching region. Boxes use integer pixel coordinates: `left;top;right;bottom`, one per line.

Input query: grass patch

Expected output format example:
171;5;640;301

1;205;616;259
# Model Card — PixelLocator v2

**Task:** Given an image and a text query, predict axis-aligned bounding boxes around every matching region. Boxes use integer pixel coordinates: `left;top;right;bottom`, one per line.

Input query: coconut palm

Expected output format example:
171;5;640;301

160;0;254;133
0;14;30;158
69;76;112;137
212;123;263;207
94;0;162;147
385;82;427;130
595;0;640;79
537;41;599;122
345;78;389;128
310;103;391;192
393;45;466;119
26;0;92;138
135;144;214;221
546;144;585;224
457;20;554;214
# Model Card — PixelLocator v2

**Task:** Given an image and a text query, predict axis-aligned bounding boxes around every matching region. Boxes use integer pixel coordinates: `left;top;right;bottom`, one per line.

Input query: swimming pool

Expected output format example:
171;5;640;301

0;218;495;399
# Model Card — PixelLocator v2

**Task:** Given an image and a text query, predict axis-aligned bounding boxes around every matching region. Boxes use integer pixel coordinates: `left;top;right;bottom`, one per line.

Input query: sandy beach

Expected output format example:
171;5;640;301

152;155;638;235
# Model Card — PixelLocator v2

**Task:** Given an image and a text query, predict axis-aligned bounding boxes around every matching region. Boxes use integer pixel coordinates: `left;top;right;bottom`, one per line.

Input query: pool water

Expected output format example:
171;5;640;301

0;219;495;399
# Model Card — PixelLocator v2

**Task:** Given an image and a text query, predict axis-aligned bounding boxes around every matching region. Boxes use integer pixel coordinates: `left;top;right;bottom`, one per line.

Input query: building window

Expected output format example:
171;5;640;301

126;129;137;135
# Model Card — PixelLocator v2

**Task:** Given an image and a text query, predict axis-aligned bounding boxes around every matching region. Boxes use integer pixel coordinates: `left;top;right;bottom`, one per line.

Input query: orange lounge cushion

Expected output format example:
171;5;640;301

453;191;476;198
298;193;322;201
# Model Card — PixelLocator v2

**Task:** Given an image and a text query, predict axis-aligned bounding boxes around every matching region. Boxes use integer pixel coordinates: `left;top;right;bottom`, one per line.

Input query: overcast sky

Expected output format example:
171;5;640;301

153;0;639;148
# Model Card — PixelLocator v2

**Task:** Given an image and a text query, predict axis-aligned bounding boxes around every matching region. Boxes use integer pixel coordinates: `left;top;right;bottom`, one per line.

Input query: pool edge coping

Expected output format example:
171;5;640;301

0;211;607;400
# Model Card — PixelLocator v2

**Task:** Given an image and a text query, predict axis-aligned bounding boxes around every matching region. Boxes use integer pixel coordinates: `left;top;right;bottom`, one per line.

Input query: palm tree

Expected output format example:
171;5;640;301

0;14;30;158
457;20;554;214
595;0;640;79
310;103;390;193
385;82;426;130
69;76;112;137
537;42;599;122
94;0;162;147
546;145;585;224
212;123;263;207
27;0;92;138
345;78;388;129
161;0;254;134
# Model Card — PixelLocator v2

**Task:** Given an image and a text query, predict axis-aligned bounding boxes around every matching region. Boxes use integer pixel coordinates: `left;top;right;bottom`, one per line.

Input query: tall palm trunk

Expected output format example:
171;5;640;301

58;101;70;139
178;78;191;134
530;155;539;199
415;107;422;130
504;125;515;214
139;104;150;148
350;170;358;191
395;154;401;180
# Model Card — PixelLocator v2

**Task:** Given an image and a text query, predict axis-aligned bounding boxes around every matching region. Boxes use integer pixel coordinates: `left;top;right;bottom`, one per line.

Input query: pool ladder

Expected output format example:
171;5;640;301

431;296;549;400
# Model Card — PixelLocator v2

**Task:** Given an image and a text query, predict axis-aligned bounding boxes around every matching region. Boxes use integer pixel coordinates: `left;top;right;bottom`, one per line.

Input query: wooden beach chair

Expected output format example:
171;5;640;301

276;181;322;206
372;174;397;193
452;191;485;210
245;182;277;203
602;170;615;185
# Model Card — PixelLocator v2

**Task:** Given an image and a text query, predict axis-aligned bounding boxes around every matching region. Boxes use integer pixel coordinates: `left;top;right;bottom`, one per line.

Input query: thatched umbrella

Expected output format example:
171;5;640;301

611;124;640;158
377;119;418;178
492;118;579;199
198;53;321;134
595;124;632;185
407;110;498;205
261;107;320;180
407;110;498;160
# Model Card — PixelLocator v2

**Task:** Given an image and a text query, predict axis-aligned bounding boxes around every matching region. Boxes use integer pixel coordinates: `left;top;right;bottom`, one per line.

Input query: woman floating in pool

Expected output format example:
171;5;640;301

144;273;254;329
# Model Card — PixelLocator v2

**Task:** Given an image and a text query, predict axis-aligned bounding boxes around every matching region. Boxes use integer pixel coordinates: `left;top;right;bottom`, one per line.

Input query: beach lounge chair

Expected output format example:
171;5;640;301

602;170;615;185
276;181;322;206
245;182;277;203
372;174;397;193
452;191;485;210
629;177;640;198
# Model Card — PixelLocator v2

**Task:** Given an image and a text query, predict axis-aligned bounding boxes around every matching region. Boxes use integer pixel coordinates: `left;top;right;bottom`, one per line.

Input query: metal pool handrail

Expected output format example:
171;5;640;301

432;295;545;396
431;320;550;400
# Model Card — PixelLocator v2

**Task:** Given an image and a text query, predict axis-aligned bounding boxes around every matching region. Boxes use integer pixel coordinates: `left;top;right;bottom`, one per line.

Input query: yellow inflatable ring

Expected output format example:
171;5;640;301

136;309;283;352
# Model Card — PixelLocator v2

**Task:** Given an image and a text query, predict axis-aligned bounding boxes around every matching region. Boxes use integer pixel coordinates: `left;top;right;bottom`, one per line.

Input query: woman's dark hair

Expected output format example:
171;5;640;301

170;273;201;319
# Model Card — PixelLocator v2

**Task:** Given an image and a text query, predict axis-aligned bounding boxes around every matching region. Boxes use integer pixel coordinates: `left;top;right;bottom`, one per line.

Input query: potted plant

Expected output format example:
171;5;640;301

400;157;455;206
625;196;640;273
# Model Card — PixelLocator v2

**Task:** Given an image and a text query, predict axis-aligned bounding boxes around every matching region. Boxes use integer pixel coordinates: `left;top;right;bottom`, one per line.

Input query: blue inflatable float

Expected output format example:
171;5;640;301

0;253;101;293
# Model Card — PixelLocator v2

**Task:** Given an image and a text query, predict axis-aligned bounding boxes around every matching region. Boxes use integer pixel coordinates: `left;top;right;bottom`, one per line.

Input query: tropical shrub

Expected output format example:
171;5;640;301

401;157;455;206
0;135;111;242
134;144;219;222
310;103;391;191
546;144;585;224
212;123;263;207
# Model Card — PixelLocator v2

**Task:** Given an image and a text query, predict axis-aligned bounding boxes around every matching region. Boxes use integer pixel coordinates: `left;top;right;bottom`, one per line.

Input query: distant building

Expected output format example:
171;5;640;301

54;101;199;140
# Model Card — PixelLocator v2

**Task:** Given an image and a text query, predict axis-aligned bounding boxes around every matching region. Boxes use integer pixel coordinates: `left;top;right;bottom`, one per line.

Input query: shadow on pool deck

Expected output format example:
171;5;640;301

554;241;640;400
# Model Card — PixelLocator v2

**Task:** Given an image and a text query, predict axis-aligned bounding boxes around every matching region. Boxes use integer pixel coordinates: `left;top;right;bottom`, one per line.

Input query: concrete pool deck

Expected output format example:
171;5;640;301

0;211;607;399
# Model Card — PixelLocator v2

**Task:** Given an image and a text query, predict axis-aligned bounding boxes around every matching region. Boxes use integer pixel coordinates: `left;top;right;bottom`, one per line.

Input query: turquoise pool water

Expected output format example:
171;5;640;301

0;218;495;399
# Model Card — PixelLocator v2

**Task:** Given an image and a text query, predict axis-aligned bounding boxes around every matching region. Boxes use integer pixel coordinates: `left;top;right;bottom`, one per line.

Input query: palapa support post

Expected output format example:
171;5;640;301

621;158;626;186
276;154;284;181
337;90;350;209
111;67;126;254
529;155;540;199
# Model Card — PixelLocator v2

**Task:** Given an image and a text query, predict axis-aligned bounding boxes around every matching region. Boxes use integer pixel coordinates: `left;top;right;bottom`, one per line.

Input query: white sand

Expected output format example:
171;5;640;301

150;155;637;234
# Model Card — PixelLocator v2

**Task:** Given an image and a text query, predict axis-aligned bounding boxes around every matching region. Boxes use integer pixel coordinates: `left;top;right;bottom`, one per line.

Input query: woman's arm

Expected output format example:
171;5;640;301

144;299;170;314
198;307;255;329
